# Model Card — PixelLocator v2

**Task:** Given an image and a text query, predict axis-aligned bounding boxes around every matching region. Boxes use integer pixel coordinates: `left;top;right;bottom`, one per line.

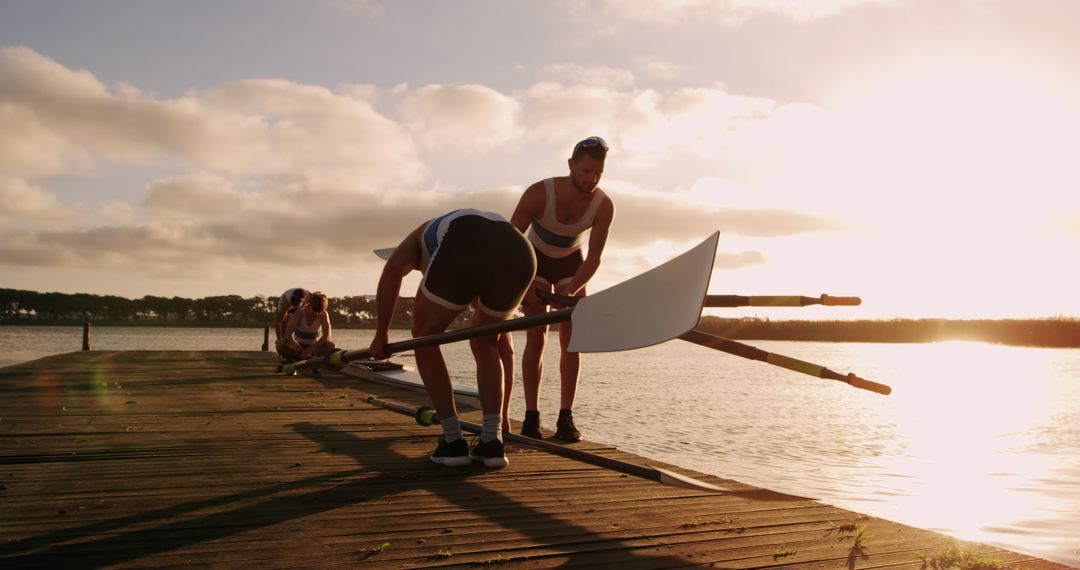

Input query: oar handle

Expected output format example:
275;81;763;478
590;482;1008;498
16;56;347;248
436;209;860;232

840;373;892;396
279;308;574;373
821;295;861;306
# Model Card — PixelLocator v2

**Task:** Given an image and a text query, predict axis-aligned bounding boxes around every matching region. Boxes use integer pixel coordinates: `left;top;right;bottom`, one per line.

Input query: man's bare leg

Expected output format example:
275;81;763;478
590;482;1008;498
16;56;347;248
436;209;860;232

411;293;463;425
497;332;514;433
519;286;549;438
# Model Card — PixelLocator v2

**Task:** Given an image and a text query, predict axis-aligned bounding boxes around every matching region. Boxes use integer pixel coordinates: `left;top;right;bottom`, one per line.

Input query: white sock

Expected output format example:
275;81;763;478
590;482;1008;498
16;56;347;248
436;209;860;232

441;415;463;443
481;414;502;443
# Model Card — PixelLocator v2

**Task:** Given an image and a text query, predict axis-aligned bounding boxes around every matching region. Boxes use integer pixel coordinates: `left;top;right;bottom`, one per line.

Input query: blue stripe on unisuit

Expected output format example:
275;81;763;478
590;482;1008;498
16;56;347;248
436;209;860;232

424;210;460;256
531;221;579;248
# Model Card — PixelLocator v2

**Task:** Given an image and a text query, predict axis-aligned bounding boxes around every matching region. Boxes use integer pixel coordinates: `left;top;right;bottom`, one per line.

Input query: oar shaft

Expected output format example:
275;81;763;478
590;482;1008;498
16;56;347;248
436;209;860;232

679;329;891;395
281;308;573;373
362;394;725;492
704;294;860;307
341;308;572;363
537;290;859;309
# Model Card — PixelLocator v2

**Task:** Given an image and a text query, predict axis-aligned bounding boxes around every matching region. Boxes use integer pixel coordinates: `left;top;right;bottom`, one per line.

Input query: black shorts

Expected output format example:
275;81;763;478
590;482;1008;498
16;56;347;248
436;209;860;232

534;247;583;288
422;216;537;317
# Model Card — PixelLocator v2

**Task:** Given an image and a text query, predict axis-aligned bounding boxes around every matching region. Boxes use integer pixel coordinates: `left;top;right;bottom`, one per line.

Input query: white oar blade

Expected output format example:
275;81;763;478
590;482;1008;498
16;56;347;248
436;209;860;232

569;232;718;353
373;247;395;260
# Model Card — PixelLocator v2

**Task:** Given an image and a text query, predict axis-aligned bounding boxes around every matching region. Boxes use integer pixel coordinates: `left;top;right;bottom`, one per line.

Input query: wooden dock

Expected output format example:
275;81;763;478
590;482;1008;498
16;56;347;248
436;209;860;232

0;351;1071;569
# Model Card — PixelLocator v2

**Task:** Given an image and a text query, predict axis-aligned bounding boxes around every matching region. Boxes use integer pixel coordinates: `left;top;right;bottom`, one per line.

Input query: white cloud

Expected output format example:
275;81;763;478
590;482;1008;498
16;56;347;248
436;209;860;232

397;84;523;153
0;47;853;290
0;177;77;224
145;172;248;221
0;47;426;191
637;59;685;81
198;79;425;188
579;0;898;26
16;41;1076;315
522;82;624;144
542;63;636;89
98;201;137;225
611;190;845;246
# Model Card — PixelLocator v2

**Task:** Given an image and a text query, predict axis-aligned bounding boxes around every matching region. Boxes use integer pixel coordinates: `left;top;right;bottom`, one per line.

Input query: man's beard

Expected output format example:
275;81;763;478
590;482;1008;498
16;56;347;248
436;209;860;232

572;177;595;194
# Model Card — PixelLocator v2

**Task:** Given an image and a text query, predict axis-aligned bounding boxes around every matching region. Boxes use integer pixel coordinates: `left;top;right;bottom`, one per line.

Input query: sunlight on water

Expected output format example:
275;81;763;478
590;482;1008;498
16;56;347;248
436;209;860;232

2;327;1078;566
860;341;1080;562
574;339;1080;567
882;342;1060;538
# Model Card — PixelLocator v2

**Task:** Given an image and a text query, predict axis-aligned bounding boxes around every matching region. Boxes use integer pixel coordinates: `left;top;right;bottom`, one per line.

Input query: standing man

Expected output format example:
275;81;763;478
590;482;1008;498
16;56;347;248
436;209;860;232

369;209;536;468
510;136;615;442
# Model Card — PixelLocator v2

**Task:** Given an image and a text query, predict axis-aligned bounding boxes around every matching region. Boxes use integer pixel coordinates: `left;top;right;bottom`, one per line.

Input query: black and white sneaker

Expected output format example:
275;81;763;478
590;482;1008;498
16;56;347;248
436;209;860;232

430;436;470;467
470;437;508;468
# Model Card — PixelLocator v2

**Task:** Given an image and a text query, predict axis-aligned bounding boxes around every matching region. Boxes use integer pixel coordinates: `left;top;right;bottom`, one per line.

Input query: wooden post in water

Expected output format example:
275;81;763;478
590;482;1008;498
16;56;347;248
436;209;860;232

261;326;270;351
82;320;91;351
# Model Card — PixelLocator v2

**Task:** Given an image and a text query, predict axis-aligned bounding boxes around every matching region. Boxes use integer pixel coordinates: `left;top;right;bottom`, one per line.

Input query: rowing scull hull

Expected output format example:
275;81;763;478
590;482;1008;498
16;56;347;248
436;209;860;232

340;360;481;409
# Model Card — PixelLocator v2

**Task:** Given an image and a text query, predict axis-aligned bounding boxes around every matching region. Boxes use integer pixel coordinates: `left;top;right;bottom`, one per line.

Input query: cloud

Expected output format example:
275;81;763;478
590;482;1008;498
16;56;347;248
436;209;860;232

0;226;77;266
521;82;624;144
0;177;77;224
98;202;137;225
0;181;528;287
145;172;248;221
196;79;426;188
397;84;523;153
0;47;426;190
516;81;817;177
542;63;637;89
578;0;898;26
0;46;856;296
636;59;685;81
611;191;846;247
714;250;766;268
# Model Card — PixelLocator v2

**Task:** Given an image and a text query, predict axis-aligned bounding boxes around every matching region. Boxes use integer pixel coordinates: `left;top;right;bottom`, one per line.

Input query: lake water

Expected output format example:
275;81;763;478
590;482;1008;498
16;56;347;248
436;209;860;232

2;325;1078;567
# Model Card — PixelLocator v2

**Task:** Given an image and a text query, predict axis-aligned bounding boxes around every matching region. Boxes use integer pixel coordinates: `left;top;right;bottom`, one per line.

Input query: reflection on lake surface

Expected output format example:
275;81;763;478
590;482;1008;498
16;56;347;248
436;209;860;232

2;326;1078;567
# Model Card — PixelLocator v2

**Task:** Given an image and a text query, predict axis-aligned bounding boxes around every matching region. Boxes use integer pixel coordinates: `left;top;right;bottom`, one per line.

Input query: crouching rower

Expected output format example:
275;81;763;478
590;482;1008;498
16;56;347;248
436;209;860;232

281;291;336;373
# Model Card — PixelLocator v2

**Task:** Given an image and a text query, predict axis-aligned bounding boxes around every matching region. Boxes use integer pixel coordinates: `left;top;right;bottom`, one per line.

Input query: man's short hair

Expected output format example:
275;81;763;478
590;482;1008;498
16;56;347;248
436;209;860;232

289;288;308;307
310;291;328;312
571;136;609;162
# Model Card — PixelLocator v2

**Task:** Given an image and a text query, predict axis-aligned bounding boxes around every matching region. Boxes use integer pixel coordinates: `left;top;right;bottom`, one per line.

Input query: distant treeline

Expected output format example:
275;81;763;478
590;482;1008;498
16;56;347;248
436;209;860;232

3;288;1079;347
698;316;1080;348
0;288;462;329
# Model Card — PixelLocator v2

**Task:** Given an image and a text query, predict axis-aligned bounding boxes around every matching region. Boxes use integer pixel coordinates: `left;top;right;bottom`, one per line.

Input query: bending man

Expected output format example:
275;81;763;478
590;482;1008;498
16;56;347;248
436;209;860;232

369;209;536;468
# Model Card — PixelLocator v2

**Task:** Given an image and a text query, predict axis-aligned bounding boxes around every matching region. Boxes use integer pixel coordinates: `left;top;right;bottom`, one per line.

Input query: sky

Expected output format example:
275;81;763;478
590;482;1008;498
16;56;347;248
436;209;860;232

1;0;1078;320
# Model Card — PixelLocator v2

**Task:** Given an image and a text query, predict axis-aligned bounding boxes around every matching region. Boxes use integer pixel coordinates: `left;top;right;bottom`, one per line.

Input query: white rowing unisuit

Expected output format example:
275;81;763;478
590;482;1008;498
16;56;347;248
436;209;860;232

526;177;607;259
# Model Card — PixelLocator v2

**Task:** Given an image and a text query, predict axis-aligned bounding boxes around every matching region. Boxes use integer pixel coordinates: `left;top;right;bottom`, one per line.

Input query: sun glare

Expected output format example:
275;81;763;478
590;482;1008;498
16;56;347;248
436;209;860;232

880;342;1064;542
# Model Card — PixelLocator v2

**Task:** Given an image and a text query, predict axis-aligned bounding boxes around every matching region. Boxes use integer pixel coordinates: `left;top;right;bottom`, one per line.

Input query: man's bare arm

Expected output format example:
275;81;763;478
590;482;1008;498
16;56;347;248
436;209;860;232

510;182;545;234
565;197;615;296
370;226;423;359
